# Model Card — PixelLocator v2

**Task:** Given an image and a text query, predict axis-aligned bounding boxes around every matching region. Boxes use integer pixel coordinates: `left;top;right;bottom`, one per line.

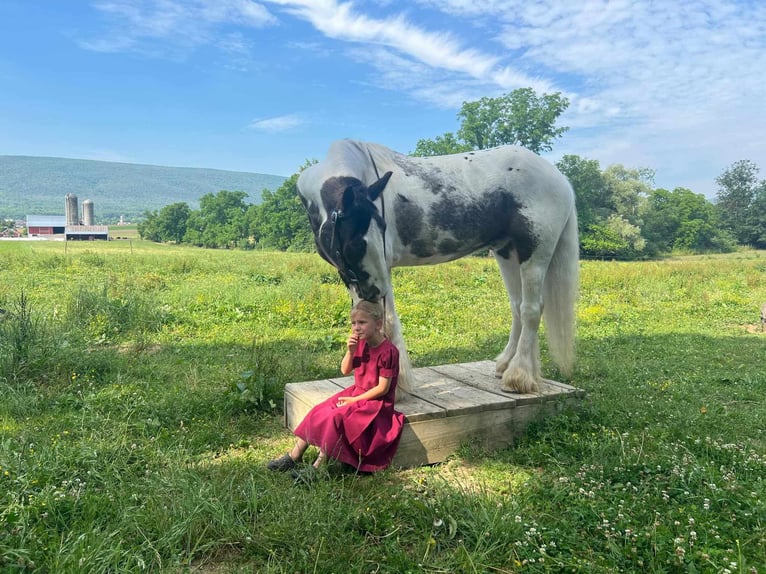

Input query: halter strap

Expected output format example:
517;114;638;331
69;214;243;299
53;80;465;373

367;146;388;325
366;146;387;263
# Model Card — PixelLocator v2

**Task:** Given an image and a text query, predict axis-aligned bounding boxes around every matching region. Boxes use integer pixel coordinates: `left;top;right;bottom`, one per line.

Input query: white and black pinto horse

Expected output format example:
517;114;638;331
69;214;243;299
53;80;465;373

297;139;578;398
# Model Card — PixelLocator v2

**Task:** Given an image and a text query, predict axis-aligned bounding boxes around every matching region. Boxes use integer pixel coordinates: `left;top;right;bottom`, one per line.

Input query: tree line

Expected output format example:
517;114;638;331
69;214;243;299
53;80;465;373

138;89;766;258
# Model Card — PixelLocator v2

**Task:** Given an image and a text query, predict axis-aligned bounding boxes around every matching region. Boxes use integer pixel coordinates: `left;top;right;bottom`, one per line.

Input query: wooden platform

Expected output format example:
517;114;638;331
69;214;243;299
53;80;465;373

283;360;586;468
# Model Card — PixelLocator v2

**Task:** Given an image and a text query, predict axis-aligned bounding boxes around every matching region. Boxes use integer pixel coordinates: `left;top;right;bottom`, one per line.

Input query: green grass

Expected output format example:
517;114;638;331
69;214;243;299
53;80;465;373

108;224;139;240
1;240;765;573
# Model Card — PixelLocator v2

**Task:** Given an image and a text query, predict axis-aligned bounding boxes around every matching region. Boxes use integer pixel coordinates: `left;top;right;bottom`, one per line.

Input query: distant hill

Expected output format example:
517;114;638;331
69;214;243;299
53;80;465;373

0;155;287;223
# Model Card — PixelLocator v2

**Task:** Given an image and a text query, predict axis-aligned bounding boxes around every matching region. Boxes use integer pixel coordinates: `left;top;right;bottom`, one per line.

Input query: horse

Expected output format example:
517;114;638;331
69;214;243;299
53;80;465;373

296;139;579;398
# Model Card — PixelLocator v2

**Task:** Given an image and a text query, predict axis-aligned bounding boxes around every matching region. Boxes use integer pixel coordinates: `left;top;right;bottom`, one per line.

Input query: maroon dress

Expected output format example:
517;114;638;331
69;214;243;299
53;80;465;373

293;338;405;472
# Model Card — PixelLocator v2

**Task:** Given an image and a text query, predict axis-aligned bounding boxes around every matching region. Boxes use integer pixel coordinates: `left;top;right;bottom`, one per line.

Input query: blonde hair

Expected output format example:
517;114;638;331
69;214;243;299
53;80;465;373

351;300;384;322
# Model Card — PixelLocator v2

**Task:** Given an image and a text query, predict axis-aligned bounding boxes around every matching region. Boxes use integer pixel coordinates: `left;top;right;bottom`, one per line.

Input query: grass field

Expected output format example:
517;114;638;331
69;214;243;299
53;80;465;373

1;240;765;573
108;224;139;240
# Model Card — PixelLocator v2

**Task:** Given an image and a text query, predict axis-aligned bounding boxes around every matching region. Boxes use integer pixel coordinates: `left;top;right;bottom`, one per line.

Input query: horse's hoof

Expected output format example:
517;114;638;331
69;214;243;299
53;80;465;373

501;369;539;394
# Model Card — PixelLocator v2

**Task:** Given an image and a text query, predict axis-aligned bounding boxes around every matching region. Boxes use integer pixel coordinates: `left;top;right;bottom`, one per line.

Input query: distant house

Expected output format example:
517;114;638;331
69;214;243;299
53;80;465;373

0;228;23;238
26;215;109;240
27;215;65;237
65;225;109;241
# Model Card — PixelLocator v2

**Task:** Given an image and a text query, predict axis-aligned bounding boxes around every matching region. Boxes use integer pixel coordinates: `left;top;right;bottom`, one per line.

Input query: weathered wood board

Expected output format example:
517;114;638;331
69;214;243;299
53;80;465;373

283;360;585;468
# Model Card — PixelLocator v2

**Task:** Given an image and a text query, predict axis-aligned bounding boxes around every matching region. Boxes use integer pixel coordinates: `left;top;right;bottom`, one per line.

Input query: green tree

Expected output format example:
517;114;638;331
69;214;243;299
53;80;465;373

413;88;569;157
183;190;249;248
555;155;611;232
743;184;766;248
137;210;162;241
602;165;654;226
642;187;734;253
715;160;766;247
411;132;472;157
579;223;630;259
155;202;190;243
248;165;316;252
457;88;569;153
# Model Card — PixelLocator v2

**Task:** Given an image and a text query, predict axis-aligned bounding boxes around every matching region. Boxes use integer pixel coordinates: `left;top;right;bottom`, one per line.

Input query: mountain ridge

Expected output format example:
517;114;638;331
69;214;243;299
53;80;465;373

0;155;288;223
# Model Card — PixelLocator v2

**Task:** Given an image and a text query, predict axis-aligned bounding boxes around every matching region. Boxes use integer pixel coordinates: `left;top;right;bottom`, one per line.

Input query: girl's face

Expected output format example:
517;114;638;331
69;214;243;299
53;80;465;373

351;310;382;340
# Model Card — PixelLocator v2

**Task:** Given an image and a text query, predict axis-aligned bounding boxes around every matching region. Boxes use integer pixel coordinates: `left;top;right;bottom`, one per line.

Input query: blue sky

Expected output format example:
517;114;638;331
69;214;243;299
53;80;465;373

1;1;765;199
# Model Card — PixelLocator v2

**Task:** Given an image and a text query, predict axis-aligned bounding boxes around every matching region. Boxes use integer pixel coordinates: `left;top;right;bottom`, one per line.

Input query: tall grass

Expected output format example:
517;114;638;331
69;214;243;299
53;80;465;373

0;240;764;572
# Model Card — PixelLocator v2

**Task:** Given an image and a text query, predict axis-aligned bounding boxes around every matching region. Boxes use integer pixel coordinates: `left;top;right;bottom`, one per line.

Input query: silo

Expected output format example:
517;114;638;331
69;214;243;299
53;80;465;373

65;194;79;226
82;199;94;226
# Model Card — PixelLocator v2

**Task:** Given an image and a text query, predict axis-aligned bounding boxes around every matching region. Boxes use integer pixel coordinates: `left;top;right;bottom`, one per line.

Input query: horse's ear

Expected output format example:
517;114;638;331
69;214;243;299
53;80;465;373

367;171;393;202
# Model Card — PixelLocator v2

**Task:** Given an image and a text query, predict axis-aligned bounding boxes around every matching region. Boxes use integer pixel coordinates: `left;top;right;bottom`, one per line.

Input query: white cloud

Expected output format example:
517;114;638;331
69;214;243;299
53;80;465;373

82;0;276;54
77;0;766;196
407;0;766;196
248;114;305;132
265;0;548;94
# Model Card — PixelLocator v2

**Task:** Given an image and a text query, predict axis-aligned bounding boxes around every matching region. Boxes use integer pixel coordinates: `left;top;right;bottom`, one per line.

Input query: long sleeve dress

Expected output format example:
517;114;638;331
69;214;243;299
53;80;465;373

293;338;405;472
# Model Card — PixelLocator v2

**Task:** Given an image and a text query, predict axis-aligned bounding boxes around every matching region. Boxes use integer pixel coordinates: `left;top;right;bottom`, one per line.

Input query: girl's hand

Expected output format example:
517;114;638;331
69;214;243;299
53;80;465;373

347;333;359;354
335;396;355;407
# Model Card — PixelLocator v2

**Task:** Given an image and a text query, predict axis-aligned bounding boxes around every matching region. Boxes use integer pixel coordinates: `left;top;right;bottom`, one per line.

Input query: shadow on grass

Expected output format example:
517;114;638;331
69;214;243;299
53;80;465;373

5;329;766;572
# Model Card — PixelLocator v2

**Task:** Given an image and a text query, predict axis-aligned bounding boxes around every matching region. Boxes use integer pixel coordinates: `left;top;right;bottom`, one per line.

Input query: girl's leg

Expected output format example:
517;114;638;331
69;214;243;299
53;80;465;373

313;449;327;468
289;438;309;462
267;438;307;472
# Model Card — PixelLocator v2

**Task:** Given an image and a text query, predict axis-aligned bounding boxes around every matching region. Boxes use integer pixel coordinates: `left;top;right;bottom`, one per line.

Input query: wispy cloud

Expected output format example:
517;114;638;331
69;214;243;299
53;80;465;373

80;0;276;55
72;0;766;195
248;114;305;132
265;0;555;102
401;0;766;193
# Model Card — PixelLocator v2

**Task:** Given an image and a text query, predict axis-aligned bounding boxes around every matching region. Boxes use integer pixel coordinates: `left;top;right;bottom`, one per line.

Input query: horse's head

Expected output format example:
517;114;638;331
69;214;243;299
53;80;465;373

297;169;393;302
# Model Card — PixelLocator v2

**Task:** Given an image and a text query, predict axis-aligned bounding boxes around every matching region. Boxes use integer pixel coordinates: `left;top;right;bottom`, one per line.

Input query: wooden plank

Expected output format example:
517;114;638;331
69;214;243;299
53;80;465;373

284;379;344;430
432;362;542;405
392;408;517;467
395;394;447;423
542;378;587;398
408;366;516;415
454;361;581;403
393;395;584;468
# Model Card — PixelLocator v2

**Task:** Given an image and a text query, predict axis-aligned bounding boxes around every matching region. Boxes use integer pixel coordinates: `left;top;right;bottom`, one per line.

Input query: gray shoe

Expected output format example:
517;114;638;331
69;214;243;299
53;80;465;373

267;453;297;472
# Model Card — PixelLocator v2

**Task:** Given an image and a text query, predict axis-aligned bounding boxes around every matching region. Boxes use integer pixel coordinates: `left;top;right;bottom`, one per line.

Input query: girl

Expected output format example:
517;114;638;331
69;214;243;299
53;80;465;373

268;300;404;475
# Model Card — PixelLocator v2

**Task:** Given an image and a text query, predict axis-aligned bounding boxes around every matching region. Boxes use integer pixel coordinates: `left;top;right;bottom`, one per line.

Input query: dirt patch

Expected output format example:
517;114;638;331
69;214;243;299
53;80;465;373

743;323;766;334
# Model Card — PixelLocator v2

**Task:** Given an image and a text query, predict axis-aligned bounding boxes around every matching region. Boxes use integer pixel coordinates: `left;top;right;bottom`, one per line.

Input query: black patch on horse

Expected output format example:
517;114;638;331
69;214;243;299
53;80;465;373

394;194;424;246
392;155;456;196
429;188;538;262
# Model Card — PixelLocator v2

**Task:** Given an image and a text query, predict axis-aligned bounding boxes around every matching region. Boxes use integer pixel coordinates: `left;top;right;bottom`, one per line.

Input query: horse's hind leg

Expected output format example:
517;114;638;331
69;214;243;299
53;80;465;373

498;256;546;394
494;253;522;378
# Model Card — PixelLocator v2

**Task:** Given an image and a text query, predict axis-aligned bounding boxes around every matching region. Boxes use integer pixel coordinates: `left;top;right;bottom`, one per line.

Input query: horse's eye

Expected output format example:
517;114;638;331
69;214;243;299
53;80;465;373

344;239;366;263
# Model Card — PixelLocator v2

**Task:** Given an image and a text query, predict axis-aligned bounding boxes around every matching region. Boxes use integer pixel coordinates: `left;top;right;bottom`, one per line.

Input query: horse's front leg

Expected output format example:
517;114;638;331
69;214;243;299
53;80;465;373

382;293;414;401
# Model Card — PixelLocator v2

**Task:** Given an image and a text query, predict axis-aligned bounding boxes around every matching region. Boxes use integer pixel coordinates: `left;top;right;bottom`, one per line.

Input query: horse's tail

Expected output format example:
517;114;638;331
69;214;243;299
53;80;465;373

543;203;579;378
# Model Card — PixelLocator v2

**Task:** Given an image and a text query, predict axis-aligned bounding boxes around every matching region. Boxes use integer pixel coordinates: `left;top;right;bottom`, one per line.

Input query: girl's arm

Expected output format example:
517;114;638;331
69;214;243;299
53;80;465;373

336;376;390;407
340;349;355;375
340;334;359;375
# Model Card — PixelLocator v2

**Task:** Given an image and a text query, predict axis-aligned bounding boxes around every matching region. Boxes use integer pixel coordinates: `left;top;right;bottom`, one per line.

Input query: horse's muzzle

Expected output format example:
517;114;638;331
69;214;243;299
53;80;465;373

350;283;381;303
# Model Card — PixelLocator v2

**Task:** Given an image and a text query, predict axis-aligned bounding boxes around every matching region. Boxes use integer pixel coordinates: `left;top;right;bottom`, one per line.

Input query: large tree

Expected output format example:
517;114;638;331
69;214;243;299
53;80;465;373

642;187;734;253
410;132;472;157
184;190;250;248
602;164;654;226
138;202;190;243
555;155;611;232
413;88;569;157
715;160;766;247
248;168;315;252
